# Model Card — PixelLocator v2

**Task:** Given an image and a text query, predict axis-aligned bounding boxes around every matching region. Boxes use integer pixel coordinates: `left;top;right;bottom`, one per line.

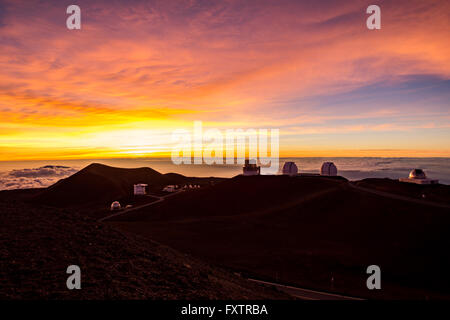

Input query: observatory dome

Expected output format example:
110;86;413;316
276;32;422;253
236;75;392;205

110;201;121;211
409;169;427;179
282;162;298;176
321;162;337;176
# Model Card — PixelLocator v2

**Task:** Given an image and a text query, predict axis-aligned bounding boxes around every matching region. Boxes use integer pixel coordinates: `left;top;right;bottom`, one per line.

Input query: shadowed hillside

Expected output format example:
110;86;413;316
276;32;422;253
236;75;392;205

109;175;450;299
354;178;450;205
113;174;348;222
33;163;223;207
0;189;287;300
11;164;450;299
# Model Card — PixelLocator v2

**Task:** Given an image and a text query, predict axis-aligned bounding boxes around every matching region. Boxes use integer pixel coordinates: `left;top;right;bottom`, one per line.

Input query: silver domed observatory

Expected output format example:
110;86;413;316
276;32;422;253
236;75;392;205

409;169;426;179
399;168;439;185
282;162;298;176
321;162;337;176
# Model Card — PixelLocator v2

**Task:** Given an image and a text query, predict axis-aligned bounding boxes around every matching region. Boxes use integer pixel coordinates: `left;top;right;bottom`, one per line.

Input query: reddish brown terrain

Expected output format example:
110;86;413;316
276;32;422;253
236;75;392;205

354;178;450;205
2;163;450;300
0;188;286;299
33;163;223;209
107;173;450;299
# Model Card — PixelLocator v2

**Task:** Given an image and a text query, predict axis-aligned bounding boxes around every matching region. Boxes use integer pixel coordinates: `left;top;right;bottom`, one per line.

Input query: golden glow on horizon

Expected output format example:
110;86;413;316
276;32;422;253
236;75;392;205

1;145;449;161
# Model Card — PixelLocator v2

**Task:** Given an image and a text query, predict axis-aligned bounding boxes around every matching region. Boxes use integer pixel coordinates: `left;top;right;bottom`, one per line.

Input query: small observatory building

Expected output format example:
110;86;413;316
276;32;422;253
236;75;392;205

163;185;177;193
321;162;338;176
243;159;261;176
134;183;148;195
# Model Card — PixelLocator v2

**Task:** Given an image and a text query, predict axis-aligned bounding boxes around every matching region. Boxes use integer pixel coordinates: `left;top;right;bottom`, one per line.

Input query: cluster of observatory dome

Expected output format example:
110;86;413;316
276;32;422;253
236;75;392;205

111;163;440;212
278;163;438;186
281;161;338;177
243;160;339;177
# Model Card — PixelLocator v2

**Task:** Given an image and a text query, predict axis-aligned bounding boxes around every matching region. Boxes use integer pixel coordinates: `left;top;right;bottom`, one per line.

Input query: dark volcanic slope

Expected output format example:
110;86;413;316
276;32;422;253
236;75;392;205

33;163;222;207
0;190;286;299
110;175;450;299
354;178;450;205
113;174;348;221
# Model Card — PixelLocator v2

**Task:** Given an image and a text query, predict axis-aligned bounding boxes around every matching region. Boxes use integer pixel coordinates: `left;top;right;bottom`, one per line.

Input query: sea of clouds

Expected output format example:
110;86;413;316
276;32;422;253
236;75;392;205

0;165;78;190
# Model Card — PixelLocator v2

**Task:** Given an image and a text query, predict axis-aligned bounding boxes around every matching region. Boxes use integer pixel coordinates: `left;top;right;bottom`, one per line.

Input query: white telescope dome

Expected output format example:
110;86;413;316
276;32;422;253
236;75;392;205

321;162;337;176
282;162;298;176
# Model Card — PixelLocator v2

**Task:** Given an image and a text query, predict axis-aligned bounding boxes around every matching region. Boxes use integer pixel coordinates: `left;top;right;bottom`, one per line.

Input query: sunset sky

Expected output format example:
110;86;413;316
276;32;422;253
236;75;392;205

0;0;449;160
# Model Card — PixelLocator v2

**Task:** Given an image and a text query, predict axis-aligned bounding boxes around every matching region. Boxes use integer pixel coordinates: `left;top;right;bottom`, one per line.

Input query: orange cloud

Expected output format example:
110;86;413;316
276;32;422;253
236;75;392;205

0;0;449;160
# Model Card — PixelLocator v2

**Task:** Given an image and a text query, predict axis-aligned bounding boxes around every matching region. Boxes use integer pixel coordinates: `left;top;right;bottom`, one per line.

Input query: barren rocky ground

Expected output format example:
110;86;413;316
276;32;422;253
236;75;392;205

0;189;287;300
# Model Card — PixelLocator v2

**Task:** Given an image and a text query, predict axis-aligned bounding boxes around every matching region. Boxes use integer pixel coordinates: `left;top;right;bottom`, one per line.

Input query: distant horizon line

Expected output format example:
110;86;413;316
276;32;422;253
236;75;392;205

1;155;450;163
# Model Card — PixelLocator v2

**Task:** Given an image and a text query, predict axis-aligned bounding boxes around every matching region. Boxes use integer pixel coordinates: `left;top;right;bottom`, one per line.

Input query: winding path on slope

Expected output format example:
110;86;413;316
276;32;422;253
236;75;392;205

98;190;183;222
248;279;364;300
347;182;450;209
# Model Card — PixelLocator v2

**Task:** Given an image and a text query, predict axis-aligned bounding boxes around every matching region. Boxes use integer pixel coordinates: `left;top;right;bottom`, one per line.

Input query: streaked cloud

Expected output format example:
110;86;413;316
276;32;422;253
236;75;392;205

0;0;449;159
